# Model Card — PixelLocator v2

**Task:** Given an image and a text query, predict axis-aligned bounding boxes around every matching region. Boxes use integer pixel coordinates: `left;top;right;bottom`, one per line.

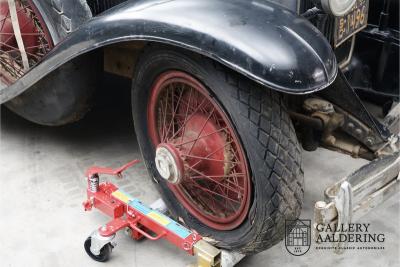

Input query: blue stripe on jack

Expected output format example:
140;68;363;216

128;198;192;239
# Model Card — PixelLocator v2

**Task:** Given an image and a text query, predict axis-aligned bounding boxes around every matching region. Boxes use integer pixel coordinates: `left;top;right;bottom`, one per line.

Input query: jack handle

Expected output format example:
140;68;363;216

130;223;166;241
85;160;141;179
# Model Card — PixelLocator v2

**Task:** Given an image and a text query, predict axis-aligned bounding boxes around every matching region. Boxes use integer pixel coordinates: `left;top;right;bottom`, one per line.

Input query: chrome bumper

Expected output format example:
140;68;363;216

313;152;399;253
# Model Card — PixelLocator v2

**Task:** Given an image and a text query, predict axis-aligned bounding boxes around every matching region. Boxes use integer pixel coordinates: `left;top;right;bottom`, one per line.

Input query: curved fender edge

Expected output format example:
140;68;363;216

0;0;337;104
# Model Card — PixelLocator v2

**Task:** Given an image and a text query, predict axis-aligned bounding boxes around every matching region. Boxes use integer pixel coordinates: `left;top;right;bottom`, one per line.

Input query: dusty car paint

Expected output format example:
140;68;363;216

0;0;337;103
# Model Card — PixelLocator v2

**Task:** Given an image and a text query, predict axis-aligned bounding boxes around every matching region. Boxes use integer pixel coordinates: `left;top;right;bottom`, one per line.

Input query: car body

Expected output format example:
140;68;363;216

1;0;399;257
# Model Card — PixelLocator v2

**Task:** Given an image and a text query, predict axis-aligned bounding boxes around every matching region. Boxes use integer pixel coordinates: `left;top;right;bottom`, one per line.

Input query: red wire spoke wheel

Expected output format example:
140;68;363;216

0;0;53;85
133;46;304;254
148;71;251;230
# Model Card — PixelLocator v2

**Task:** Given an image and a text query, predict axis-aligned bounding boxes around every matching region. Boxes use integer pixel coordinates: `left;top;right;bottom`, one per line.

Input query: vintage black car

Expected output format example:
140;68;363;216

0;0;398;259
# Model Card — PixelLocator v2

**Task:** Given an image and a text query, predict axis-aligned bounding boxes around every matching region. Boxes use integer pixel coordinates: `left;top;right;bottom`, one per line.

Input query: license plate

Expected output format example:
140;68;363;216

334;0;369;47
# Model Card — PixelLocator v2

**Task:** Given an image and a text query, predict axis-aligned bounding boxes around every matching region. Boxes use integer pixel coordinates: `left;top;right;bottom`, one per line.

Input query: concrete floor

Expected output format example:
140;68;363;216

0;95;399;267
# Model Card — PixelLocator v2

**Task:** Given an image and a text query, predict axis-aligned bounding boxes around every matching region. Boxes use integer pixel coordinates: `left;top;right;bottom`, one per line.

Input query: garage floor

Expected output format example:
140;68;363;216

0;89;399;267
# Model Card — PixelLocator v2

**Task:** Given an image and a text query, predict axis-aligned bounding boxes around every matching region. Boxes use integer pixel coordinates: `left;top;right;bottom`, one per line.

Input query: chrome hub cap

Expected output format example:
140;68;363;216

155;143;184;184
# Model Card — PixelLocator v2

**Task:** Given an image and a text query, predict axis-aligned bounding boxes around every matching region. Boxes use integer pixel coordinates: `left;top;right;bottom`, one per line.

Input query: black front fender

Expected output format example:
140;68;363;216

0;0;337;103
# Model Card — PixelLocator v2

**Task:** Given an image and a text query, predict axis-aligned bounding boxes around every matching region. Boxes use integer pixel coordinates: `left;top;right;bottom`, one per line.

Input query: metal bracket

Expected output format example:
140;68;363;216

193;240;221;267
384;102;400;134
333;181;353;253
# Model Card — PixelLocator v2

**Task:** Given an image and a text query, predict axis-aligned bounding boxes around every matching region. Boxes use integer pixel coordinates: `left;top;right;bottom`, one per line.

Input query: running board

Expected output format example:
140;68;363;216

313;152;400;253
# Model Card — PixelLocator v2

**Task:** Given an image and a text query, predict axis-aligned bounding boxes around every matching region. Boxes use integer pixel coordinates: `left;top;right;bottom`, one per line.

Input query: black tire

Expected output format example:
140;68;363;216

84;237;113;262
4;0;99;126
6;51;101;126
132;45;304;254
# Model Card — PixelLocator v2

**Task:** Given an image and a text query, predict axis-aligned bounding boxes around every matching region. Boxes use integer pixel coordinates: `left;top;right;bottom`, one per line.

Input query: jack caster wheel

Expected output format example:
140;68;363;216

84;237;113;262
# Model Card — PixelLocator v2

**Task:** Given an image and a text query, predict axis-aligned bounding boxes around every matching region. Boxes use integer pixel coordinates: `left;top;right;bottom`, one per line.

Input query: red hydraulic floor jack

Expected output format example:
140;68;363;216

82;160;221;267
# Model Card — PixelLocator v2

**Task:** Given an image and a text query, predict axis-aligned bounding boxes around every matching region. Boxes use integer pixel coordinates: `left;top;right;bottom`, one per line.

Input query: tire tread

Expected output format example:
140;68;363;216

212;62;304;254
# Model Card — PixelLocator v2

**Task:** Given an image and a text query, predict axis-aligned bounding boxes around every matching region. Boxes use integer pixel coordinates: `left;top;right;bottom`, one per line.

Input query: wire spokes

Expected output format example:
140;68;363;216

152;74;251;227
0;0;52;85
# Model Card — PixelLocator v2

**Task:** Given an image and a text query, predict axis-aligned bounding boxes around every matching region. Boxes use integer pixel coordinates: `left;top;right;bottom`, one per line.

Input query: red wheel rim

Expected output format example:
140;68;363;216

148;71;251;230
0;0;53;85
